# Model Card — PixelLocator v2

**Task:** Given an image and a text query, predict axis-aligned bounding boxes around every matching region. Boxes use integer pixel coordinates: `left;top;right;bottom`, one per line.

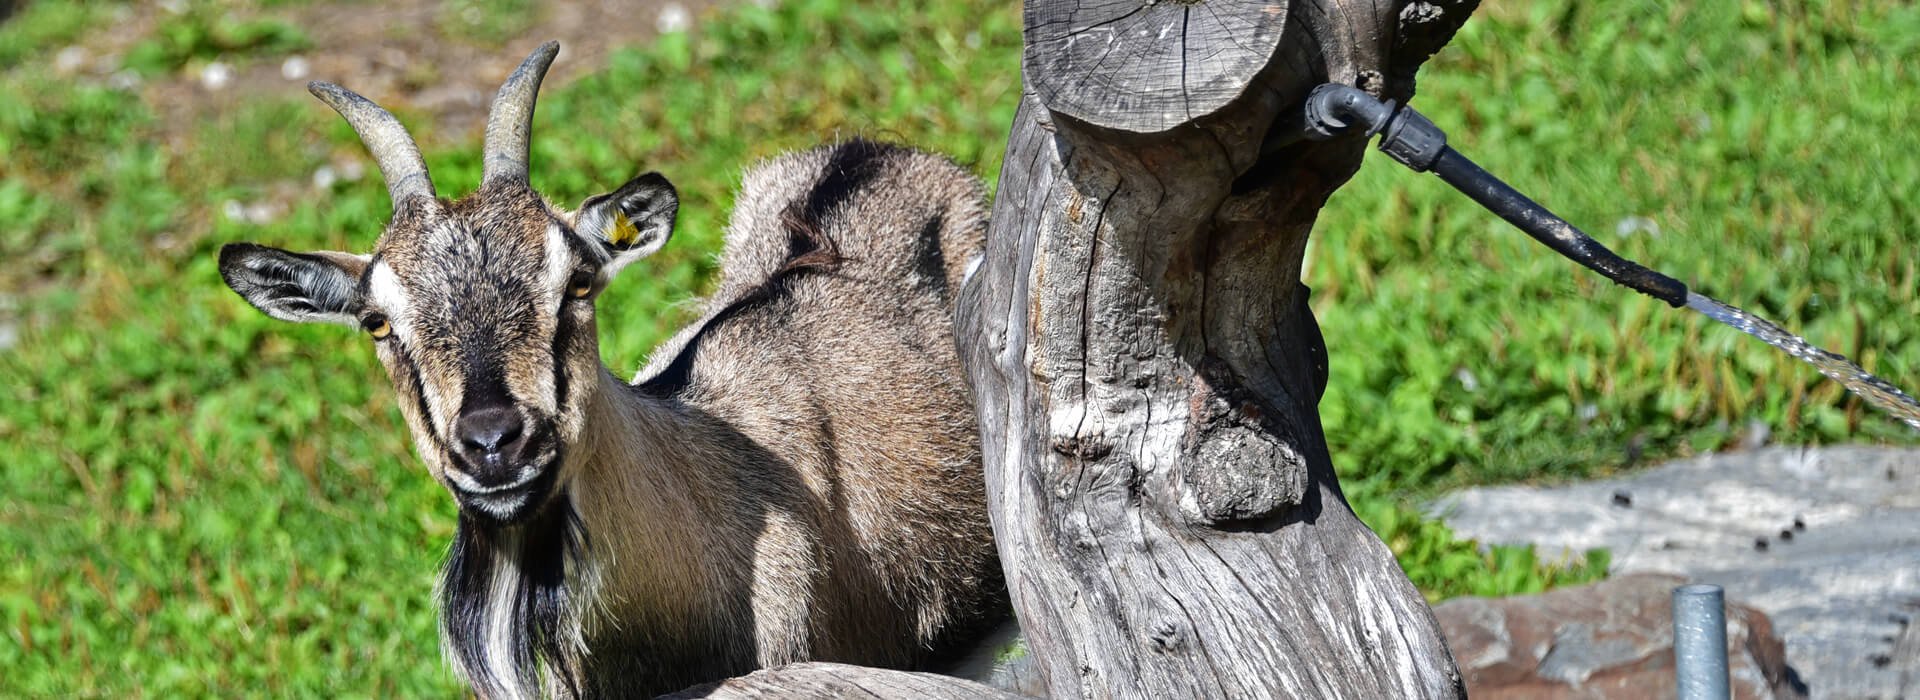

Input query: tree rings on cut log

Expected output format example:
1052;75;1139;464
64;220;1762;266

1023;0;1288;133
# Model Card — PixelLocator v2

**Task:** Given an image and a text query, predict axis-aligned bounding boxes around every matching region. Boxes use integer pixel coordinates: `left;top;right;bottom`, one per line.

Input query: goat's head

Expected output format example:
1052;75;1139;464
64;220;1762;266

219;42;676;526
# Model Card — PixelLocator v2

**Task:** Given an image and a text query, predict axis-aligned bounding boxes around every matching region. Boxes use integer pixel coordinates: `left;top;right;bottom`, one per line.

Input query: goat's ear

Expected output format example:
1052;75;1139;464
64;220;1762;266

574;172;677;275
219;243;369;327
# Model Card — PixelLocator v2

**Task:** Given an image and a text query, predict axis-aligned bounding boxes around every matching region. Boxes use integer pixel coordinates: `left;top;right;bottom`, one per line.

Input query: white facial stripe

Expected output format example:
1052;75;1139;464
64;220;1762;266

545;223;574;306
366;262;411;329
533;223;574;414
369;260;458;436
419;372;460;439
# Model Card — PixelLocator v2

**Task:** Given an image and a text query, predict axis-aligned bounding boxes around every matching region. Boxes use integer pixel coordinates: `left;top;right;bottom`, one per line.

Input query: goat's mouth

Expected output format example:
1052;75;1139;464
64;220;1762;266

447;449;563;527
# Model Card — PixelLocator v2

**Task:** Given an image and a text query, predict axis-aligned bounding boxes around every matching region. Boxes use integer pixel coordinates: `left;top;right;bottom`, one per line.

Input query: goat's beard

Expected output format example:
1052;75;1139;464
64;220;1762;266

439;498;590;698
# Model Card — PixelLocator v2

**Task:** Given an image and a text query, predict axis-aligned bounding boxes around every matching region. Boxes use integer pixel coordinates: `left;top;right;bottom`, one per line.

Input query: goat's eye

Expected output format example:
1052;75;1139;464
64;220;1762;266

361;313;392;339
567;268;596;299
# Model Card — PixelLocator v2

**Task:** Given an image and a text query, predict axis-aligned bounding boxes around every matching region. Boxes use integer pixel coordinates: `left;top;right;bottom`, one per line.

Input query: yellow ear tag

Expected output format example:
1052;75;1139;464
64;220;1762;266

609;210;642;247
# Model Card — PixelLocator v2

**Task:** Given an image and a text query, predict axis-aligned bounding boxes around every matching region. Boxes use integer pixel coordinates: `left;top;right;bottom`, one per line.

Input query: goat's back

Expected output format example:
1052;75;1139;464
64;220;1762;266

633;140;1001;671
710;139;984;321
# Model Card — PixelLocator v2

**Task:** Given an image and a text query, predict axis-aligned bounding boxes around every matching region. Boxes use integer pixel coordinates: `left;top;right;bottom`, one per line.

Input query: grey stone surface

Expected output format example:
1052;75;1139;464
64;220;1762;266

1432;446;1920;699
0;293;15;352
1433;573;1798;699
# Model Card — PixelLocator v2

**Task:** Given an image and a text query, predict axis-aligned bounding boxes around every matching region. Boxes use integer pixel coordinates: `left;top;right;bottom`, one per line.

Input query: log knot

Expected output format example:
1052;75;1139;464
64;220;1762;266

1173;357;1309;525
1051;434;1115;461
1148;620;1188;653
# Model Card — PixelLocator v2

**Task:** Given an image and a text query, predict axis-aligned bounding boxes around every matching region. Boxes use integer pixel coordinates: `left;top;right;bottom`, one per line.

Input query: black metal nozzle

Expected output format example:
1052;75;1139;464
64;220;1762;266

1302;83;1395;140
1303;84;1448;172
1299;83;1689;308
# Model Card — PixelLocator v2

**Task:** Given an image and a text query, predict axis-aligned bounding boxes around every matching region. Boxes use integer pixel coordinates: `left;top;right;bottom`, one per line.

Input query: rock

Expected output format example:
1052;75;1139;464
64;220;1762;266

200;62;234;91
107;70;142;91
1432;446;1920;698
1436;573;1803;699
0;294;16;352
54;46;86;75
281;56;311;81
1739;419;1772;450
311;165;337;191
657;3;691;33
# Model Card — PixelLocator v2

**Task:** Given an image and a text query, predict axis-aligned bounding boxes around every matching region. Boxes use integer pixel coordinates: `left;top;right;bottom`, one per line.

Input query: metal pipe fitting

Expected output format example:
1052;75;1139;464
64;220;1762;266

1673;583;1732;700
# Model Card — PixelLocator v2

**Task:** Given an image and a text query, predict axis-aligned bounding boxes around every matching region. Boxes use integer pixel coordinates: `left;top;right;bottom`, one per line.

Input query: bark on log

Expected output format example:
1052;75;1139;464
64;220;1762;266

954;0;1479;697
662;662;1024;699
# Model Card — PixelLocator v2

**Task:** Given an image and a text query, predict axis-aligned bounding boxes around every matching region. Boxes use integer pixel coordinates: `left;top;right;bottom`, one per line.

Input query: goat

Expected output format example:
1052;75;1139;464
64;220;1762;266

217;41;1004;698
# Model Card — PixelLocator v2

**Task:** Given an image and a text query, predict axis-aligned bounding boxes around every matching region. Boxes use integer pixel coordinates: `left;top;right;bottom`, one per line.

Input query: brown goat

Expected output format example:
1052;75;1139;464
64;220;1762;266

217;41;1004;697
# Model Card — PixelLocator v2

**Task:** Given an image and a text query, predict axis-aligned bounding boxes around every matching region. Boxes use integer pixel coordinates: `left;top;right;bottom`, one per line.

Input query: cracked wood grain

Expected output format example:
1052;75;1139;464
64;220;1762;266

954;0;1479;696
661;662;1023;699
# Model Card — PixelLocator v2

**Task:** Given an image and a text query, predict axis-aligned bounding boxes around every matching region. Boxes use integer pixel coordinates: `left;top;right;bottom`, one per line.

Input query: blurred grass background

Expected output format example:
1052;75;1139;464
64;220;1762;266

0;0;1913;694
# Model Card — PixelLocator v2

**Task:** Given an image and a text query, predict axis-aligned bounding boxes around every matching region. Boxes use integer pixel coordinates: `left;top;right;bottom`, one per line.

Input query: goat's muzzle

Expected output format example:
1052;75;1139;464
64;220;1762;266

445;416;563;526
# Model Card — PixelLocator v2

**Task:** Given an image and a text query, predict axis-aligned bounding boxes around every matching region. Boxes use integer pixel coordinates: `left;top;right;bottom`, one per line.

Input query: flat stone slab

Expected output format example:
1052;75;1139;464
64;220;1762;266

1434;573;1797;699
1432;446;1920;699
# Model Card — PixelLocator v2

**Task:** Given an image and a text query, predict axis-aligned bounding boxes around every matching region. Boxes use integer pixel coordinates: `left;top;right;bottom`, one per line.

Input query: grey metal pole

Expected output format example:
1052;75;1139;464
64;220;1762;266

1673;583;1731;700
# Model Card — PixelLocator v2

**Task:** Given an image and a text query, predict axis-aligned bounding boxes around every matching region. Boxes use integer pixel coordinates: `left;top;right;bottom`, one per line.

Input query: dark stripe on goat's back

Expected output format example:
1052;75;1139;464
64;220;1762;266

637;141;897;399
792;139;888;240
634;293;774;399
773;139;887;276
913;212;949;295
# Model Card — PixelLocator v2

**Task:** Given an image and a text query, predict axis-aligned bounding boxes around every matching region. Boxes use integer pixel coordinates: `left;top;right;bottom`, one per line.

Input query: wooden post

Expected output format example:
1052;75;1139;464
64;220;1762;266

953;0;1479;696
664;663;1027;699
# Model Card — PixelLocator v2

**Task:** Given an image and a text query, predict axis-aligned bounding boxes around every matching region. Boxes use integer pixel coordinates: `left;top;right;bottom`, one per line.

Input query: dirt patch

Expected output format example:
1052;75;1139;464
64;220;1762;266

55;0;720;148
3;0;718;299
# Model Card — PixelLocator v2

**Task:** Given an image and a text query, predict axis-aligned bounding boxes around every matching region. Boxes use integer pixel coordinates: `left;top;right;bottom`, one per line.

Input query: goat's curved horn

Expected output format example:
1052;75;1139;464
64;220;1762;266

308;82;436;208
481;40;561;187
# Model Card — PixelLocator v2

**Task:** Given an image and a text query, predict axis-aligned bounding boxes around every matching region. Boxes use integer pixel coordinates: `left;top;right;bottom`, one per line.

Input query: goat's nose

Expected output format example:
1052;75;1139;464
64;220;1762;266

455;407;526;463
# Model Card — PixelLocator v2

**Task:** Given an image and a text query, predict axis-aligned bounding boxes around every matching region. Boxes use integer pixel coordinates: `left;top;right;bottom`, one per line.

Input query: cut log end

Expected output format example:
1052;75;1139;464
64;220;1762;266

1023;0;1289;133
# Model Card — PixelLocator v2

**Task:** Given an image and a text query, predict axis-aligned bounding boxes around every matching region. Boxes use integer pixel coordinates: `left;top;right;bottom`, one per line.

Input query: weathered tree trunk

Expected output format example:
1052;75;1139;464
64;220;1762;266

663;663;1024;699
952;0;1479;697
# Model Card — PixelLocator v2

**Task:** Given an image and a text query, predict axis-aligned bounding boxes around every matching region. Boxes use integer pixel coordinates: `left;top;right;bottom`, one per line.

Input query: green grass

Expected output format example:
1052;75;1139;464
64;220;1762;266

437;0;542;46
123;4;310;76
1;0;1914;693
0;2;115;69
1317;1;1920;499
